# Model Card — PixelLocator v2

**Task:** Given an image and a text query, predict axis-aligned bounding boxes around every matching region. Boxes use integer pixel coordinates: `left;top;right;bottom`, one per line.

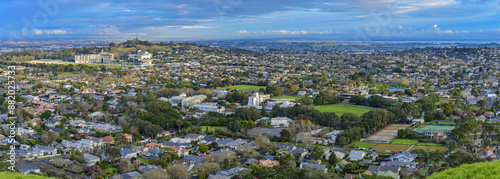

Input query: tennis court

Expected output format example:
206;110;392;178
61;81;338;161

363;124;411;143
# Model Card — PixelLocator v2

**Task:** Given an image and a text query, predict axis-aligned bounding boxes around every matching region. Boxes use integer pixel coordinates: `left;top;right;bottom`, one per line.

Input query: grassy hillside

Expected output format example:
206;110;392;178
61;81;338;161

428;161;500;179
0;172;53;179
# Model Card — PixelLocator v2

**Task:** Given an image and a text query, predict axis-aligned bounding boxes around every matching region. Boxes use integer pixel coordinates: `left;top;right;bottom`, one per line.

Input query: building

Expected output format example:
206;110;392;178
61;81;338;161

74;52;114;64
128;50;152;60
247;92;271;107
193;103;225;112
347;150;366;161
182;95;207;106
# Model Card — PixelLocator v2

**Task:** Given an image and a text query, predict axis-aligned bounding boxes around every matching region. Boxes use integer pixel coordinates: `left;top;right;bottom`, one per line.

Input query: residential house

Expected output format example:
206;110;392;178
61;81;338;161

170;146;190;157
299;163;327;173
259;159;280;167
348;151;366;161
182;155;205;167
83;153;101;165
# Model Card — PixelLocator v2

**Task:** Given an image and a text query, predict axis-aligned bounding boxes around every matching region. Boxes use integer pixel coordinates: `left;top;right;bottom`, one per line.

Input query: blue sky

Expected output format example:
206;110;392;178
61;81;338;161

1;0;500;41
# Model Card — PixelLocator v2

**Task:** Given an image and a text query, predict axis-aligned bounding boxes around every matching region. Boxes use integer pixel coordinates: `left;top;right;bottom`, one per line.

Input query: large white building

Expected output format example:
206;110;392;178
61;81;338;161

193;103;225;112
247;92;271;107
182;95;207;106
128;50;152;60
74;52;114;64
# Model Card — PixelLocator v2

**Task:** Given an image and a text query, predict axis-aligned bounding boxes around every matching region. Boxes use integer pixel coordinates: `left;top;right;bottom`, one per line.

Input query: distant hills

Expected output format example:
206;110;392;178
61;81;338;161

311;42;340;47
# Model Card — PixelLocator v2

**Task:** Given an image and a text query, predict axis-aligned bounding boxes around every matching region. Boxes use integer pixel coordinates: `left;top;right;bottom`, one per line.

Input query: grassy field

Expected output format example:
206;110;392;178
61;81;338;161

372;144;412;151
314;103;374;116
274;95;303;99
221;85;266;91
428;160;500;179
411;145;447;152
355;142;377;149
391;139;419;145
0;172;53;179
417;143;443;146
201;126;227;132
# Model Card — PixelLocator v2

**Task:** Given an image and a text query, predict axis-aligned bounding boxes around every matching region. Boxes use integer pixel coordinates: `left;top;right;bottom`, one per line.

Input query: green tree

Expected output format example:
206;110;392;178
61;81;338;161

328;152;338;166
199;144;209;154
310;145;324;160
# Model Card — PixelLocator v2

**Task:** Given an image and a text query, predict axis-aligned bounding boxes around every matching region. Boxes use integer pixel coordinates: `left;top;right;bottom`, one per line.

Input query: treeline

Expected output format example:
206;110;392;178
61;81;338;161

313;91;344;105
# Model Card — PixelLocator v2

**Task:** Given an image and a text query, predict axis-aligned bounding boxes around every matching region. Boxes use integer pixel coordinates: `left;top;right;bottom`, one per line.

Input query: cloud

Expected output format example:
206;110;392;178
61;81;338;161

430;24;457;34
236;30;250;34
254;30;336;35
32;29;68;35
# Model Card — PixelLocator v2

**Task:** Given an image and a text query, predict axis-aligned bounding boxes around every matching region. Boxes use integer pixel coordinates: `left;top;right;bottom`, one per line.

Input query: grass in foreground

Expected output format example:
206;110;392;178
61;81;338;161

221;85;266;91
355;142;377;149
372;143;412;151
314;103;375;116
428;160;500;179
411;145;447;152
391;139;419;145
0;172;53;179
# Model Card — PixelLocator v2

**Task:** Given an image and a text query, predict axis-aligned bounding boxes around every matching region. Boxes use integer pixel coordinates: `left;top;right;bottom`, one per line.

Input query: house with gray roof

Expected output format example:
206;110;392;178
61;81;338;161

182;155;205;167
299;163;327;173
347;150;366;161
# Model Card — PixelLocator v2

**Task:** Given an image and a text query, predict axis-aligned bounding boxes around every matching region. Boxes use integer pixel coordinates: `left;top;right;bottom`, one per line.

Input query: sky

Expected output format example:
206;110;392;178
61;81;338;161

1;0;500;41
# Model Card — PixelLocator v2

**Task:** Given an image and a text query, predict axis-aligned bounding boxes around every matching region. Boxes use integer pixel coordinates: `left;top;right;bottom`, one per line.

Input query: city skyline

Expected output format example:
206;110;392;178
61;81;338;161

1;0;500;41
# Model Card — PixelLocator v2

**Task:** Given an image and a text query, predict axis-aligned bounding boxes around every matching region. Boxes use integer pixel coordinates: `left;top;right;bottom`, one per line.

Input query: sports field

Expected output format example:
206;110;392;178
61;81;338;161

221;85;266;91
391;139;419;145
355;142;377;149
275;95;303;99
411;145;447;152
413;125;455;135
314;103;374;116
364;124;411;143
372;144;412;151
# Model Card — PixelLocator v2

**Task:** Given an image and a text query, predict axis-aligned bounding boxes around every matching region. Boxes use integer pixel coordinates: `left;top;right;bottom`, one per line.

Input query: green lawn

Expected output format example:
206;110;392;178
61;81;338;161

105;167;117;174
221;85;266;91
392;139;419;145
355;142;377;149
138;157;150;164
274;95;303;99
411;145;447;152
201;126;227;132
314;103;374;116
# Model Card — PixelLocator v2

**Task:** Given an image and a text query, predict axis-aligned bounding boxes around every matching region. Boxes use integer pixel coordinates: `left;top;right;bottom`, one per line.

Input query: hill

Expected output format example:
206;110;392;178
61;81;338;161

428;160;500;179
311;42;340;47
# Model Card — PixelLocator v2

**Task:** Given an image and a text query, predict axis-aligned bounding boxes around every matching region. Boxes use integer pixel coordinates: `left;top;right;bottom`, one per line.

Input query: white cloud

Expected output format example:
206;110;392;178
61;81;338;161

33;29;68;35
254;30;336;35
429;24;457;34
34;29;43;35
236;30;250;34
180;26;212;29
